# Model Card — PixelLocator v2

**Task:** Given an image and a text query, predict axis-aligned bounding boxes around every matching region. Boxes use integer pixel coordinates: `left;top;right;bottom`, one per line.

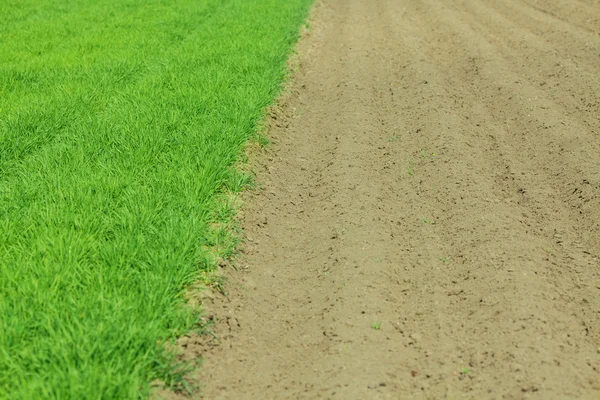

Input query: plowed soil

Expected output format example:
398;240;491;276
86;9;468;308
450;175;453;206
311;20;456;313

179;0;600;398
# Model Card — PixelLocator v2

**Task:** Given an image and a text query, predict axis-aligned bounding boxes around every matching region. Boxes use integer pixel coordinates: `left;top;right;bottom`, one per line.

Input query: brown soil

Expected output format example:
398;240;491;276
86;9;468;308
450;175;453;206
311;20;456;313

172;0;600;398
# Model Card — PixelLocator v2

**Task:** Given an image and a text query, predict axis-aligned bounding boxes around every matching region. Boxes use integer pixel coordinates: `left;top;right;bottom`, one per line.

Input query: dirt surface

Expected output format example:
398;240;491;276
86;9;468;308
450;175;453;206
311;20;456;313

178;0;600;398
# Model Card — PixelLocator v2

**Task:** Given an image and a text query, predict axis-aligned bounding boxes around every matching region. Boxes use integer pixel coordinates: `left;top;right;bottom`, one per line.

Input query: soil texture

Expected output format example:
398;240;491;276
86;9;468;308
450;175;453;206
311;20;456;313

180;0;600;398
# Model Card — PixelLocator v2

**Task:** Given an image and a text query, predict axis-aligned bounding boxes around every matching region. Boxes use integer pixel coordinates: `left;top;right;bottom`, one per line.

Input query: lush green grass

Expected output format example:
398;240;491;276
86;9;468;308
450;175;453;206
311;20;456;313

0;0;312;397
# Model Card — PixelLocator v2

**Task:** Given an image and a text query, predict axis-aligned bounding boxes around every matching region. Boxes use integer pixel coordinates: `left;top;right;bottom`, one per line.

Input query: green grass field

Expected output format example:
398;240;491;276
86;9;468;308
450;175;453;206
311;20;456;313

0;0;311;397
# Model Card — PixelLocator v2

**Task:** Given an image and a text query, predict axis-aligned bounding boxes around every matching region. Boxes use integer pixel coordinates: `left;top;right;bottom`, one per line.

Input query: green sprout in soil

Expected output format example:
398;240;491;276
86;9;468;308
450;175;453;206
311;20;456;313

408;159;415;176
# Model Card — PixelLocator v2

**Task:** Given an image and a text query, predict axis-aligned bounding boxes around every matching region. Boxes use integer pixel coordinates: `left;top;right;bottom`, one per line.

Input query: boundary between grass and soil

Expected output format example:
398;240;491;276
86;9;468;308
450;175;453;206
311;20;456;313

150;2;323;398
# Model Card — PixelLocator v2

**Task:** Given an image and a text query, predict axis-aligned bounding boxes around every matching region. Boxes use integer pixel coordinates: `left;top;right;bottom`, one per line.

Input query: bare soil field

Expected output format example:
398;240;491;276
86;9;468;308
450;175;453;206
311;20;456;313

177;0;600;398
